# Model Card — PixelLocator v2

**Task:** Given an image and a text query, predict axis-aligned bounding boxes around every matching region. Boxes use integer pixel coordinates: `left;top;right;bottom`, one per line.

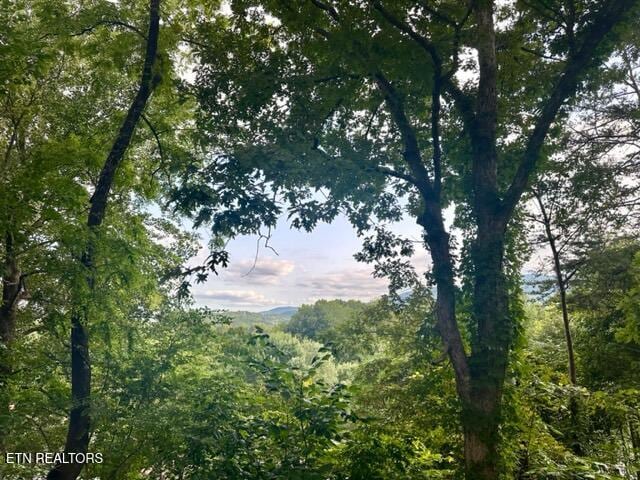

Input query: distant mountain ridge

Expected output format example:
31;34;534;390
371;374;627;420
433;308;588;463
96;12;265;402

522;272;554;300
261;306;298;317
228;272;550;328
224;306;298;327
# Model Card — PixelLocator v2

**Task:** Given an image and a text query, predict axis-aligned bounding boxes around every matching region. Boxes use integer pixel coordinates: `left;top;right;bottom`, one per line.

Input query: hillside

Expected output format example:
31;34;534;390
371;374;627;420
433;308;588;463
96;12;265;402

224;306;299;327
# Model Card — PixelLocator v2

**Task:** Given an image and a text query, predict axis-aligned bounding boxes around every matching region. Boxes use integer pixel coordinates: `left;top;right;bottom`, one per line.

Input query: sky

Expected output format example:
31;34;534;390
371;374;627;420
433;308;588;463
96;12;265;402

187;200;550;312
191;211;431;312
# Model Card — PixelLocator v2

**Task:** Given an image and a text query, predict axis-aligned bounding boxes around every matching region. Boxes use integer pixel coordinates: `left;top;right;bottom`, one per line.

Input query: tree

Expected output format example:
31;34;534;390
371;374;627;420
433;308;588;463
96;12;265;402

285;299;365;355
527;29;640;385
177;1;640;476
47;1;162;478
569;240;640;477
0;0;74;398
1;2;205;475
530;160;634;385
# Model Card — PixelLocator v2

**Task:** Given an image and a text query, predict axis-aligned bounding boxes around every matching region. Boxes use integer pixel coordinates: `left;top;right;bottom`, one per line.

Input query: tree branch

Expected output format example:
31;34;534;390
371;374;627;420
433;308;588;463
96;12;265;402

373;72;434;199
375;166;420;186
370;1;477;140
520;46;564;62
141;113;164;162
371;0;442;68
418;0;460;27
309;0;340;22
88;1;162;228
442;5;473;82
71;19;147;40
501;0;639;219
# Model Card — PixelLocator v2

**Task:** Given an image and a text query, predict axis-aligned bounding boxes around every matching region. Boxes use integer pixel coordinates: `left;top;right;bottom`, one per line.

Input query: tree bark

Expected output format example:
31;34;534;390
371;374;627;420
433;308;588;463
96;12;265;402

418;203;471;402
460;2;510;475
464;224;510;479
47;1;161;479
1;230;22;449
0;231;20;348
46;312;91;480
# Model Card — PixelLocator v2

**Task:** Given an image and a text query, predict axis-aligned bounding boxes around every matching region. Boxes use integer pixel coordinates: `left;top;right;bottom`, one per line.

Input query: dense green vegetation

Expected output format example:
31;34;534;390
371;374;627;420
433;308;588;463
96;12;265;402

4;285;640;478
225;309;295;328
1;0;640;478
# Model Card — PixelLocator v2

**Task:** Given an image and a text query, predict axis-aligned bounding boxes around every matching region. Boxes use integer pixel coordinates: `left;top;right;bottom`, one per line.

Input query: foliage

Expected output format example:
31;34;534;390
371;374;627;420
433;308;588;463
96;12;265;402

285;299;365;357
2;1;640;479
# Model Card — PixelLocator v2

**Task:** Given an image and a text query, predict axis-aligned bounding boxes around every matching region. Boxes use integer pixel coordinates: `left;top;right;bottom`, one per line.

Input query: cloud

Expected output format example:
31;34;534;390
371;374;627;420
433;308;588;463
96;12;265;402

409;249;431;274
186;237;295;285
210;258;295;285
228;258;295;280
194;289;281;307
295;268;388;301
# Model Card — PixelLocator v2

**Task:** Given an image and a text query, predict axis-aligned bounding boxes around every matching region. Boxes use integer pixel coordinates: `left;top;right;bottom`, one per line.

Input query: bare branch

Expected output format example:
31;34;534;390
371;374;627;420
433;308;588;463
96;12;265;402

141;113;164;161
242;227;279;277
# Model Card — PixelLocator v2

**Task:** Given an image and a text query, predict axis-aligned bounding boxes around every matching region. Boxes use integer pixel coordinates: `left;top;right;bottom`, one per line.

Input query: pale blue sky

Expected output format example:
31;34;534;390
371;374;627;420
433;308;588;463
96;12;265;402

191;211;431;311
189;202;547;311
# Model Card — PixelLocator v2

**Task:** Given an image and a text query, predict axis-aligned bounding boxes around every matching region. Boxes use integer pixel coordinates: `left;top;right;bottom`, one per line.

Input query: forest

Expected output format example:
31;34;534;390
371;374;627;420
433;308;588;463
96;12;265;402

1;0;640;478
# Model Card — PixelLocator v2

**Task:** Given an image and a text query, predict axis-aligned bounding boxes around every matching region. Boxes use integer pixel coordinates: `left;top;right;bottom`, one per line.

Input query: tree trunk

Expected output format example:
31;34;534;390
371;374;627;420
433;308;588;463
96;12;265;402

46;313;90;480
534;194;583;451
418;204;470;401
1;230;21;449
463;227;510;480
0;231;20;347
535;193;577;384
420;206;509;479
47;1;161;478
629;421;640;480
464;419;500;480
557;281;576;384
